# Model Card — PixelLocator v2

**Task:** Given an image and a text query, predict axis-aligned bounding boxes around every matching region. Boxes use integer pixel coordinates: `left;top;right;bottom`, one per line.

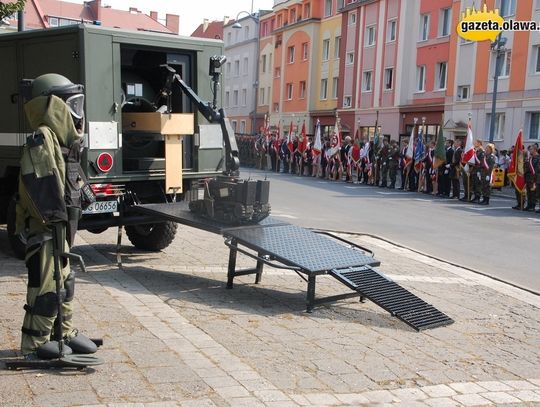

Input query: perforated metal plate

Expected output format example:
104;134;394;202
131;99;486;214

224;224;379;272
331;266;454;331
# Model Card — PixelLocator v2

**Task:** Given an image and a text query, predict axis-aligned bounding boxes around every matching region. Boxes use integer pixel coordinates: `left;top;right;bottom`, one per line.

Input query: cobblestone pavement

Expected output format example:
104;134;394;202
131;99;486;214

1;224;539;407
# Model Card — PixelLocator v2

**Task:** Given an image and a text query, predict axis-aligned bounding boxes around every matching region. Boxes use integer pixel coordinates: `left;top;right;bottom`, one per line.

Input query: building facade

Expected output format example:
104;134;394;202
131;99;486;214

223;14;261;135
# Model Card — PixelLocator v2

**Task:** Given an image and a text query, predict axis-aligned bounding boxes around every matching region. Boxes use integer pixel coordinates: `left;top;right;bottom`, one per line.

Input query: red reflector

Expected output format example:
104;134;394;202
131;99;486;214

91;184;115;196
96;152;113;172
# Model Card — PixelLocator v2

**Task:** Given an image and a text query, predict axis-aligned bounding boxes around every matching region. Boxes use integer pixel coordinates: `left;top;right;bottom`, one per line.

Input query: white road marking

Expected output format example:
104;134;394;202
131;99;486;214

272;214;298;219
376;192;403;195
469;206;510;211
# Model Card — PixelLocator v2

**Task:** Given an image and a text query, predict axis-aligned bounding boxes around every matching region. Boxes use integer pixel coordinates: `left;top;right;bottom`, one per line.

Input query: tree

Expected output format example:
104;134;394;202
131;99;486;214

0;1;26;21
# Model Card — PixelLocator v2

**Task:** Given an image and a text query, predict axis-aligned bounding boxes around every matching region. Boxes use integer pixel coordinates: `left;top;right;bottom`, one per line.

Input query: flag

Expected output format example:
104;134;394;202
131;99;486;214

273;120;281;153
414;126;425;173
405;124;415;166
433;126;446;169
298;121;308;153
360;141;370;164
287;121;294;153
507;129;526;193
462;120;475;164
332;117;342;146
264;114;270;144
313;119;322;156
328;117;341;157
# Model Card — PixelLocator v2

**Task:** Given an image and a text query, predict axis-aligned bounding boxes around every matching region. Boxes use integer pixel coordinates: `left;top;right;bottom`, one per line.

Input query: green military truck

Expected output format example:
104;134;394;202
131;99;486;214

0;24;228;258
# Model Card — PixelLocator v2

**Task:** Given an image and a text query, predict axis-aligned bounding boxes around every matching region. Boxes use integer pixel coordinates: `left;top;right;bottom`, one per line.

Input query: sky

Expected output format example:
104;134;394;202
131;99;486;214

64;0;275;35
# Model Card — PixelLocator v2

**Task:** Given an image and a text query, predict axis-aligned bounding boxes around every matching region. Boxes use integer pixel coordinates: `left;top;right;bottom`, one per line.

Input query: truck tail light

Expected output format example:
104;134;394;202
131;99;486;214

91;184;115;196
96;152;113;172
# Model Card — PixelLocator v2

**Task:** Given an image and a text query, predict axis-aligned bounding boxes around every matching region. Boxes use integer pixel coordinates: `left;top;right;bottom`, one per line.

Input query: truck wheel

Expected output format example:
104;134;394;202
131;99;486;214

7;196;26;260
125;221;177;251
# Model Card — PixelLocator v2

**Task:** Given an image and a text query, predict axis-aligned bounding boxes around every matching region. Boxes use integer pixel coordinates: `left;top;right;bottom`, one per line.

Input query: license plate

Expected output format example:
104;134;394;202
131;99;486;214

83;200;118;215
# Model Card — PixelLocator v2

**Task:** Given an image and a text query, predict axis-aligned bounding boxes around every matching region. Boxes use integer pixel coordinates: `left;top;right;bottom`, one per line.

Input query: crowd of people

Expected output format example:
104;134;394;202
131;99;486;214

253;132;540;213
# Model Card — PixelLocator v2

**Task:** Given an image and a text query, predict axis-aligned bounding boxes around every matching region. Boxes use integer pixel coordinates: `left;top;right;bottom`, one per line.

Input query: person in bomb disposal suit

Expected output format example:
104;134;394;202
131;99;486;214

16;74;98;359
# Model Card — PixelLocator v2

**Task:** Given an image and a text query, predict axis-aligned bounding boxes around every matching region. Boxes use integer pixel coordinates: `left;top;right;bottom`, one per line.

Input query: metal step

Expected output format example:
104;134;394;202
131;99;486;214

330;266;454;331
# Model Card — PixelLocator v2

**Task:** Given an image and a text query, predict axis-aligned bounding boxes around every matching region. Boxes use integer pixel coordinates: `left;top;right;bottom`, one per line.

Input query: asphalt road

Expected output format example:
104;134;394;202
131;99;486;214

241;167;540;293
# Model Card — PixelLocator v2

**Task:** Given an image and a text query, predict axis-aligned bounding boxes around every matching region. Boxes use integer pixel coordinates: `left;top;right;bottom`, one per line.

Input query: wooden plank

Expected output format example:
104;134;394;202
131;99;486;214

165;134;183;193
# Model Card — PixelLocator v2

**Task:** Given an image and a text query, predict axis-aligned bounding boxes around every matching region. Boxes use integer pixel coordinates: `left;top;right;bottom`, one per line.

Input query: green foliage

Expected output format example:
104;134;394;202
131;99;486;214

0;0;26;21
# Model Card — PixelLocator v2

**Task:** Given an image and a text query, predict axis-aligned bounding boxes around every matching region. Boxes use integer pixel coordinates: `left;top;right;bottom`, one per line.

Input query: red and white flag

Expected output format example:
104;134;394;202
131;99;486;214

404;124;415;168
298;121;308;154
287;121;294;153
313;119;322;156
508;129;526;193
462;120;476;164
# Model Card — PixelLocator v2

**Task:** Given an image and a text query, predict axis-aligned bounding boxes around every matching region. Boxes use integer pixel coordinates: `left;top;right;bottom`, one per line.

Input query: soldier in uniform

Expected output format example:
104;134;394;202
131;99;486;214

16;74;97;359
398;140;408;190
388;139;400;188
423;142;435;194
379;139;390;187
480;143;496;205
533;144;540;213
451;139;463;199
470;139;485;203
524;145;537;211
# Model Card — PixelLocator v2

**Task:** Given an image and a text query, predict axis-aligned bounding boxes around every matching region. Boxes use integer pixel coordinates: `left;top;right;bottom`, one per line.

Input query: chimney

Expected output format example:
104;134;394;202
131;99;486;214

203;18;209;32
150;11;158;21
224;16;230;25
165;14;179;34
88;0;102;22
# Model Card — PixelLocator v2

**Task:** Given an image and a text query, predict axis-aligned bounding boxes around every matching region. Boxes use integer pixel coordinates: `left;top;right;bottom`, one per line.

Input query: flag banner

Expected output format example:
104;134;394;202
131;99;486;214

313;119;322;156
287;121;294;153
433;126;446;169
414;127;425;173
298;121;308;153
462;120;475;164
508;129;526;193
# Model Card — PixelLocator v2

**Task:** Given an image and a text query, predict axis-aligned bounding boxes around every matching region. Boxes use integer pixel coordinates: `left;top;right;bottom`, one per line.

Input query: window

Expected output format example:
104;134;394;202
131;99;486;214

322;39;330;61
362;71;373;92
346;51;354;65
227;32;232;44
274;103;279;113
387;19;397;42
243;57;249;75
234;60;240;76
495;50;512;77
300;81;306;99
500;0;516;17
384;68;393;90
365;26;376;46
233;90;239;106
245;26;250;39
232;120;237;132
320;78;328;99
288;46;295;63
259;87;265;105
457;85;470;101
225;91;230;108
419;14;430;41
349;12;356;25
302;42;308;60
290;8;296;23
439;8;451;37
240;121;246;134
275;67;281;78
417;65;426;91
332;77;339;99
334;36;341;59
242;89;247;106
48;16;59;27
226;62;231;77
304;3;311;18
436;62;447;90
324;0;332;17
262;22;268;36
528;112;540;139
535;46;540;73
261;55;267;73
287;83;293;100
485;113;505;140
343;96;352;107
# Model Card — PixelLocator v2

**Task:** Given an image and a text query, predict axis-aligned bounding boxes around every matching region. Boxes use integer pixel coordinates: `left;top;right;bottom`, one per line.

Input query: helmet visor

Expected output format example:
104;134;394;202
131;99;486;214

65;94;85;119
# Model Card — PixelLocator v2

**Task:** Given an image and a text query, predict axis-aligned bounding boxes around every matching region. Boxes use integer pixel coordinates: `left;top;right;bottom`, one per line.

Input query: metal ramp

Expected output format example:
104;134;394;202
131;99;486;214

129;202;453;331
330;266;454;331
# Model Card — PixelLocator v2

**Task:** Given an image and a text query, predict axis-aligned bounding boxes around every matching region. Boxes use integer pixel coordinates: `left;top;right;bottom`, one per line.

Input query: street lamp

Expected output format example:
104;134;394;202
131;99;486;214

489;34;507;143
232;10;260;135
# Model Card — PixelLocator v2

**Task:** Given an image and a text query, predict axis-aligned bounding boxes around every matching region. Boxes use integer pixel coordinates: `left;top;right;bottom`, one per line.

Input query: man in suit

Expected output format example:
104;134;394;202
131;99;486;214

451;139;463;199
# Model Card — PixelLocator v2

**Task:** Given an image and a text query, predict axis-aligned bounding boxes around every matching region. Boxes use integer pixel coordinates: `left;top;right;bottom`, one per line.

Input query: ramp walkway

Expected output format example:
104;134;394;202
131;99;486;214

130;203;453;331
